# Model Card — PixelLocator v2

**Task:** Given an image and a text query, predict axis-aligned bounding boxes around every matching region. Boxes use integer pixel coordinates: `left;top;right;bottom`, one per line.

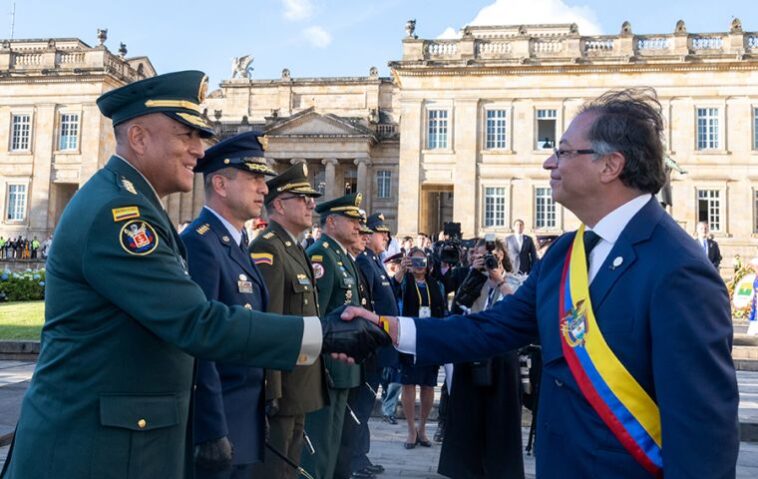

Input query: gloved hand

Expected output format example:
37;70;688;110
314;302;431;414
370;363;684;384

194;436;234;471
265;398;280;417
321;305;392;363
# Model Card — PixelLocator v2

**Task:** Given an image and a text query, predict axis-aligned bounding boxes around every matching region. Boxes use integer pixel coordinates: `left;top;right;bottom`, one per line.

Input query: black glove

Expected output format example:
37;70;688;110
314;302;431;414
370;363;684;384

322;305;392;363
194;436;234;471
265;398;280;417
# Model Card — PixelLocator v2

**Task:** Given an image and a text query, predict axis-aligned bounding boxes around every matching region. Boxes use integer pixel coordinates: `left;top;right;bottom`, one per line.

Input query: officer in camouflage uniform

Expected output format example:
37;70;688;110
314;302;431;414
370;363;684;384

301;193;364;479
250;163;327;478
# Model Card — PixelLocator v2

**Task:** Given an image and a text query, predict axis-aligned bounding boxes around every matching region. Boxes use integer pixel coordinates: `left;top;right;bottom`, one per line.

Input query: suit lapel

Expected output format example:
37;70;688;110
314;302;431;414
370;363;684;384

202;210;260;282
588;198;664;310
270;221;313;283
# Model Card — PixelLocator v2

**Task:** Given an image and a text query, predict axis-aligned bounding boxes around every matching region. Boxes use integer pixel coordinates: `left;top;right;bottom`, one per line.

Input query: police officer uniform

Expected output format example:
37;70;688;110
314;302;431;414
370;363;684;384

0;71;321;479
249;163;328;479
181;131;277;478
301;193;363;479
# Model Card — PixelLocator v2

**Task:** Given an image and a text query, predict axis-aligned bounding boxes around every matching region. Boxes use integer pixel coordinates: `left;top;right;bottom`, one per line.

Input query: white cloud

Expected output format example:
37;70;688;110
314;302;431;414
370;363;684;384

282;0;314;21
438;0;602;39
437;27;462;40
303;26;332;48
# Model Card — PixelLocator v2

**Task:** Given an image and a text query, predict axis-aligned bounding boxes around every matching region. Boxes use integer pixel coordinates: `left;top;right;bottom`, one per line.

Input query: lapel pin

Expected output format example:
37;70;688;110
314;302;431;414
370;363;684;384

239;274;247;281
611;256;623;270
222;235;230;243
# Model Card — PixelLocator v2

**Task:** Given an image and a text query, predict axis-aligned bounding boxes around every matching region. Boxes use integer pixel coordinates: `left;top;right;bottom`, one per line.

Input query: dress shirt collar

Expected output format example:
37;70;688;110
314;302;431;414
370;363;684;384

589;194;652;244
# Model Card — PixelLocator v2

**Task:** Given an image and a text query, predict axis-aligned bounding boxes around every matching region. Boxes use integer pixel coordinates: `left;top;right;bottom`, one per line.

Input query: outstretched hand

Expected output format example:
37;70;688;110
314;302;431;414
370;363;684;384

339;306;379;325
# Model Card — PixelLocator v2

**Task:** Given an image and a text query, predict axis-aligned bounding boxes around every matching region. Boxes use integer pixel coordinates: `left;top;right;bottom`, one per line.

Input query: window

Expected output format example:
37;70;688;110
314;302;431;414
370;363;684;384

6;184;27;222
10;114;31;151
485;109;508;149
427;109;448;149
377;170;391;199
483;187;506;227
343;169;357;195
697;189;722;232
753;108;758;150
535;109;557;150
696;108;719;150
535;187;557;229
58;113;79;151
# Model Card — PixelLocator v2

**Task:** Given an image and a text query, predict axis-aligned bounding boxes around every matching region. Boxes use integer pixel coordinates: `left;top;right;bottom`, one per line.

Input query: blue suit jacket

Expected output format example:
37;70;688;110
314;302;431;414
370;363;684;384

415;199;738;479
181;208;268;465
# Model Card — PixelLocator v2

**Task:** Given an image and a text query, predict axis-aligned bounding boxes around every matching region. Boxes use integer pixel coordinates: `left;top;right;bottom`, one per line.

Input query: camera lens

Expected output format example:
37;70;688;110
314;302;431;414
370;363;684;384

484;254;498;269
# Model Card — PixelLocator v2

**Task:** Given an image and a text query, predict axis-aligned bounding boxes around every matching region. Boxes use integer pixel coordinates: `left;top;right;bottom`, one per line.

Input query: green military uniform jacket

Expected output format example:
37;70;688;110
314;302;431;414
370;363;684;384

250;220;327;415
307;234;361;389
1;156;306;479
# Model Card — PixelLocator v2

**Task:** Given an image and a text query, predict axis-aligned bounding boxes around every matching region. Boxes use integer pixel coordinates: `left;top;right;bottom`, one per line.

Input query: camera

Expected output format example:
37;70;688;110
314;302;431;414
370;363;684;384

439;222;462;266
410;256;428;269
483;233;499;270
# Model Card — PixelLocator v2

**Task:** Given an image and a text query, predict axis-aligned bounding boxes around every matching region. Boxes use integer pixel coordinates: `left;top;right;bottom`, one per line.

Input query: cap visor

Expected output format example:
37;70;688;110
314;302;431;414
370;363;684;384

164;112;215;138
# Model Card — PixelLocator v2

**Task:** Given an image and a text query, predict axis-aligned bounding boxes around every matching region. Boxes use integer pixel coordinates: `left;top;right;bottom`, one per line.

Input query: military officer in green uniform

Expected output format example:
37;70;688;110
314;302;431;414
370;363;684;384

302;193;364;479
249;163;328;478
0;71;388;479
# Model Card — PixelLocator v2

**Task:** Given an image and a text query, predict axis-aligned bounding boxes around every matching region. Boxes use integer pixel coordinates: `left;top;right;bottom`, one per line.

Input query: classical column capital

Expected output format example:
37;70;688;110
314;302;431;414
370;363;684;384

321;158;338;166
353;157;372;167
290;158;307;165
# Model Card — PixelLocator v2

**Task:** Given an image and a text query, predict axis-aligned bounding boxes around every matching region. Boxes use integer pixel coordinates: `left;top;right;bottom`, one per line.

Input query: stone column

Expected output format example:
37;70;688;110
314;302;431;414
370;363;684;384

31;104;56;234
321;158;338;200
453;99;478;236
397;100;423;236
354;157;371;209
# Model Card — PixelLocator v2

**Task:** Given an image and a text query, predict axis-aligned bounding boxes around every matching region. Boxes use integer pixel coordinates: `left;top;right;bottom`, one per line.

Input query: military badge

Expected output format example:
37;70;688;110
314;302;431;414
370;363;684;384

313;262;325;279
560;299;588;348
238;280;253;294
120;220;159;256
111;206;140;222
251;252;274;266
121;178;138;195
198;75;209;103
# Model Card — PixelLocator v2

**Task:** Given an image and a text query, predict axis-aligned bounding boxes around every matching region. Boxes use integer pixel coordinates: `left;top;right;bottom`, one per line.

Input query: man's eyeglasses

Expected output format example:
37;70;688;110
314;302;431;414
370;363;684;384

552;147;597;160
279;194;315;204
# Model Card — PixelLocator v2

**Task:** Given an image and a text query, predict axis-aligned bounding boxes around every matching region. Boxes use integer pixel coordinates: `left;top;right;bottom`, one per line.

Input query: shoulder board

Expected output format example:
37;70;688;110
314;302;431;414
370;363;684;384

262;232;275;239
196;224;210;235
322;242;329;249
112;206;140;222
120;177;138;195
311;254;324;262
251;252;274;266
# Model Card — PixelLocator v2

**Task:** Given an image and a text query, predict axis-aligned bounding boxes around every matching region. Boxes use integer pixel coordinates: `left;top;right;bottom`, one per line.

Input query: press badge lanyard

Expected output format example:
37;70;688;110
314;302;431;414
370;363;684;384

414;280;431;318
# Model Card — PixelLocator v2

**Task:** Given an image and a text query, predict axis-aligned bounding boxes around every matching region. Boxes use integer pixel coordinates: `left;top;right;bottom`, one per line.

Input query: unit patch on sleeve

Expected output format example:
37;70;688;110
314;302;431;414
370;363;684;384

119;219;159;256
312;262;325;279
111;206;141;222
251;252;274;266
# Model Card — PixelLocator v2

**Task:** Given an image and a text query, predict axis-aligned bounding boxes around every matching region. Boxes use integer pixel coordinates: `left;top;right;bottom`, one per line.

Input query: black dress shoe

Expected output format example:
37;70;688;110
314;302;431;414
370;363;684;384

351;470;376;479
365;463;385;474
416;436;432;447
382;415;398;425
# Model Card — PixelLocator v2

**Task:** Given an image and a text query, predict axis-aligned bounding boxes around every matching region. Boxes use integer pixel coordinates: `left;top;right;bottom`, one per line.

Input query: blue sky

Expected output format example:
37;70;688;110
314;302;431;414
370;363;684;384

3;0;756;89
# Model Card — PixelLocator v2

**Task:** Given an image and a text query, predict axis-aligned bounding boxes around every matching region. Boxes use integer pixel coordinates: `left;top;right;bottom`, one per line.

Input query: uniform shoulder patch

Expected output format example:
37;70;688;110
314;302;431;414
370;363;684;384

112;206;140;222
262;232;274;239
312;262;325;279
196;224;210;235
120;219;159;256
120;177;138;195
251;252;274;266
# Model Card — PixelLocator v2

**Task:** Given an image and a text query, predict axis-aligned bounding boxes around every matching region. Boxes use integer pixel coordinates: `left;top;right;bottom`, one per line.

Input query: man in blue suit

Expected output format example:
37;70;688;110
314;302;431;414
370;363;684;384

181;131;277;478
346;89;739;478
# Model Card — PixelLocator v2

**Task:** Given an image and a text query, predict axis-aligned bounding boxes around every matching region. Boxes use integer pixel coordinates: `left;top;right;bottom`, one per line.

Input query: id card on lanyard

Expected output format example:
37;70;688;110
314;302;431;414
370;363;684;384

415;280;432;318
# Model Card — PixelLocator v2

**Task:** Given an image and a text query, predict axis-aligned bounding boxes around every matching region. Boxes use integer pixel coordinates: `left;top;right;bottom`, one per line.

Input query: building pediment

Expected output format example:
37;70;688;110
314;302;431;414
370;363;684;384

266;108;374;138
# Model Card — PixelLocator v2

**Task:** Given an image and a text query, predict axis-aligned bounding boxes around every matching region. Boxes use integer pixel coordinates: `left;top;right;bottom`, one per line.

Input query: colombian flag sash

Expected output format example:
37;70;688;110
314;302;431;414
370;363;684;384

559;226;663;477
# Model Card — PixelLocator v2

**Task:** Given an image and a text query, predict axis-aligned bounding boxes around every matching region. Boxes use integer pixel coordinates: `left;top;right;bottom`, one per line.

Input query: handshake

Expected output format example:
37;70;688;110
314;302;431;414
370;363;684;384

321;305;391;363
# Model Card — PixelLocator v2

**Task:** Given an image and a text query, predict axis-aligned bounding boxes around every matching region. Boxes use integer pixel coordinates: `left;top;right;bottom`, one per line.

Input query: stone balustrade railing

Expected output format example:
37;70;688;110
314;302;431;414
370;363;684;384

0;46;144;82
400;27;758;63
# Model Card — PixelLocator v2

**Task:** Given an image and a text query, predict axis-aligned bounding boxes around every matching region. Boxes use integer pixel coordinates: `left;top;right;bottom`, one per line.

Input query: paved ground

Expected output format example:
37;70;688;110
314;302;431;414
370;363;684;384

1;360;758;477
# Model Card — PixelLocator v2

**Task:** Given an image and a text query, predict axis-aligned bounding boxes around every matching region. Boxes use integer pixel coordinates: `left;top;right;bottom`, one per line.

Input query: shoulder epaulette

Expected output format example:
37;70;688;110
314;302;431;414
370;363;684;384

262;232;274;239
196;224;210;235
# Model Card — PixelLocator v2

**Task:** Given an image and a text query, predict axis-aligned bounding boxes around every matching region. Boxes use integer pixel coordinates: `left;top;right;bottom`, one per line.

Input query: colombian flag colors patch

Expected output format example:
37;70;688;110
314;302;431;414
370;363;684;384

112;206;141;222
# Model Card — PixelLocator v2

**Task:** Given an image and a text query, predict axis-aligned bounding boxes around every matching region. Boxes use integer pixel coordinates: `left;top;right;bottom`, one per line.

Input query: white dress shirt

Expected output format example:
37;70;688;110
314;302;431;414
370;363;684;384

397;194;653;355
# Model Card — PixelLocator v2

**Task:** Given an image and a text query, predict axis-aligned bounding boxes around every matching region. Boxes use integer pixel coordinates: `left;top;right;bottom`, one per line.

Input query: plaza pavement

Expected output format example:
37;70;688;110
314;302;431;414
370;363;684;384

1;360;758;477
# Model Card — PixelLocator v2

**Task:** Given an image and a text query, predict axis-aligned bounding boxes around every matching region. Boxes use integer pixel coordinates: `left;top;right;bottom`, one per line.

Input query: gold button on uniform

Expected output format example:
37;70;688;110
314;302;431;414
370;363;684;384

137;419;147;429
244;303;252;310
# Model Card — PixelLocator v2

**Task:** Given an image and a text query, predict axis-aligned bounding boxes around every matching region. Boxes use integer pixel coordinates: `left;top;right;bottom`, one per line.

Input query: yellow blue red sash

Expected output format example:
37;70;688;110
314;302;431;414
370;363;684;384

559;226;662;477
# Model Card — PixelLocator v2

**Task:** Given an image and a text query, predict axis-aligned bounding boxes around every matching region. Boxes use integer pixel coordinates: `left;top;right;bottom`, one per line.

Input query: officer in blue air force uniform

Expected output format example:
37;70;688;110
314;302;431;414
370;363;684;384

180;131;278;478
0;70;389;479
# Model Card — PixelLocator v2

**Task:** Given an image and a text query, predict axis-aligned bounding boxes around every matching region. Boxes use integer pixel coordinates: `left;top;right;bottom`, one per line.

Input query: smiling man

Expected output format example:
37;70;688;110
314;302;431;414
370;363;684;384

0;71;388;479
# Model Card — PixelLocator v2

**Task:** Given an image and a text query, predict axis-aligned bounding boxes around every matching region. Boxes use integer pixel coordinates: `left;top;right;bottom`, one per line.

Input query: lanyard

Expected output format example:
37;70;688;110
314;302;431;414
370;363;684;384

414;280;431;308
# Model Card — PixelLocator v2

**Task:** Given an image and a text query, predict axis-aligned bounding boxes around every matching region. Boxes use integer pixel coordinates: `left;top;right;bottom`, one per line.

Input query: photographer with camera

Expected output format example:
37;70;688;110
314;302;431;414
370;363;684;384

438;236;525;479
393;247;448;450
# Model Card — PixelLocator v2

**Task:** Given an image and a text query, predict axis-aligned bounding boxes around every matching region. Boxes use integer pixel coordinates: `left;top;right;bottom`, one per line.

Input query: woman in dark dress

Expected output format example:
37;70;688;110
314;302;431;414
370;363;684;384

395;247;447;449
438;239;525;479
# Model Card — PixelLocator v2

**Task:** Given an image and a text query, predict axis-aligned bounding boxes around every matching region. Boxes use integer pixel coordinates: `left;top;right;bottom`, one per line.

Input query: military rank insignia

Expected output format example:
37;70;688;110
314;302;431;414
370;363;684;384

111;206;140;222
251;252;274;266
312;262;325;279
120;219;159;256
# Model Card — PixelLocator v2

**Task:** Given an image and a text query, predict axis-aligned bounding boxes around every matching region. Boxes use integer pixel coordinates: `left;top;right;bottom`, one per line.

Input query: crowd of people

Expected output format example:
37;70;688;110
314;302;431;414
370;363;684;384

0;71;742;479
0;235;50;260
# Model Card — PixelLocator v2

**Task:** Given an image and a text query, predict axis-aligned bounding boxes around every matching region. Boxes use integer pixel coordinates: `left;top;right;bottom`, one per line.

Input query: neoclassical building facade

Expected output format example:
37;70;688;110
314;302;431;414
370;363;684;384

206;20;758;270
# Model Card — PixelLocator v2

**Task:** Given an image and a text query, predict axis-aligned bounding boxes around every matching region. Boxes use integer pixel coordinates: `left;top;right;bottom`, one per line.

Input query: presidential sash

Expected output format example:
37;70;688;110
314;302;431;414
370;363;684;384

559;226;663;477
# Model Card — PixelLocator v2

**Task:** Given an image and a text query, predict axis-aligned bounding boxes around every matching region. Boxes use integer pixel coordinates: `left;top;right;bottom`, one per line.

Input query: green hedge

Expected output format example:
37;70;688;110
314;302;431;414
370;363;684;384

0;268;46;302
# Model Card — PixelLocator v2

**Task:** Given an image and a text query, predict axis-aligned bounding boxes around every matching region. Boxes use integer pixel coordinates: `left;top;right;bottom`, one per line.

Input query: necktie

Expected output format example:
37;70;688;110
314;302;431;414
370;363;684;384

702;239;708;253
583;230;601;269
240;229;249;252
